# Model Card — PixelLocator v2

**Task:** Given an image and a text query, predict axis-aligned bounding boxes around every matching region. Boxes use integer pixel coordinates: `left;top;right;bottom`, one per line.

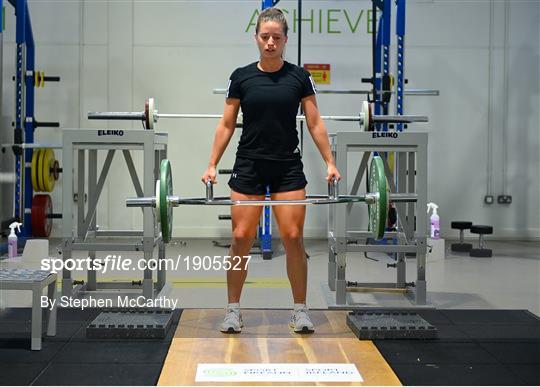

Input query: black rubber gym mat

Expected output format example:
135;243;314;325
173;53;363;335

389;363;527;386
0;307;101;323
374;341;500;364
0;363;47;386
478;342;540;364
374;309;540;386
0;340;65;363
33;363;164;386
458;324;540;340
505;364;540;385
0;307;182;386
53;341;172;364
441;309;540;325
0;322;84;342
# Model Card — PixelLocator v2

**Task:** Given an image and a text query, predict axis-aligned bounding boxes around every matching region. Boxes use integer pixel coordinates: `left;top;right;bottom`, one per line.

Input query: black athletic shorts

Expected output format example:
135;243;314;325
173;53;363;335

228;157;308;195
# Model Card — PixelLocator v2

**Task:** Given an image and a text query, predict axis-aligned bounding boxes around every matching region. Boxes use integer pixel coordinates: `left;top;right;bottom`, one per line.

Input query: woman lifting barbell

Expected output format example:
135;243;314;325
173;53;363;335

201;8;340;334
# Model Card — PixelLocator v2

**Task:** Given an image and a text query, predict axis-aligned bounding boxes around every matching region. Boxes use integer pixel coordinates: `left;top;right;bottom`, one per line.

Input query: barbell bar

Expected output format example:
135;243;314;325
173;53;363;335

127;193;417;207
213;88;440;96
158;113;425;123
126;157;418;243
88;98;428;131
0;143;63;150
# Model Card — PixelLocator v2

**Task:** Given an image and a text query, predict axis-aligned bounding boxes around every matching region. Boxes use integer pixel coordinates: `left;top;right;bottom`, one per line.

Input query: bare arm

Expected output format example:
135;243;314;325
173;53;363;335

301;95;341;181
202;98;240;183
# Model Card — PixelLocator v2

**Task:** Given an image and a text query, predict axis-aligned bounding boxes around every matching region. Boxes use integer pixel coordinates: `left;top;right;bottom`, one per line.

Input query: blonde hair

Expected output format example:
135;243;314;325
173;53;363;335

256;8;288;36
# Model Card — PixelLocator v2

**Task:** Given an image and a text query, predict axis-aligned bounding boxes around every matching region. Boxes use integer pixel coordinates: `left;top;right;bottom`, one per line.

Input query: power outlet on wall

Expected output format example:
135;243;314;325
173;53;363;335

484;195;494;205
497;195;512;204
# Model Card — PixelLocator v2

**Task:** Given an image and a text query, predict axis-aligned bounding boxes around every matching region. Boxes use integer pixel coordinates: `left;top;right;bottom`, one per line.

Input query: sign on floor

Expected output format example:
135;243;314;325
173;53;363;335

195;363;363;382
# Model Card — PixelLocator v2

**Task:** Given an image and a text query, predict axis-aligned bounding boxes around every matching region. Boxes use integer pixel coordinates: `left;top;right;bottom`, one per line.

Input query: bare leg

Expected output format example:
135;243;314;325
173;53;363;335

271;189;307;304
227;190;264;303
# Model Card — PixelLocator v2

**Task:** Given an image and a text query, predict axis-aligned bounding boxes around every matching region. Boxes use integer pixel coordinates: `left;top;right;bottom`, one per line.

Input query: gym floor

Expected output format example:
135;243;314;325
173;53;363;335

1;238;539;313
0;237;539;386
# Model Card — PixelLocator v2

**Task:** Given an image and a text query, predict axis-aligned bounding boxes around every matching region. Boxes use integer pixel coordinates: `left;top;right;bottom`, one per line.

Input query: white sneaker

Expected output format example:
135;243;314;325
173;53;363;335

220;304;243;333
289;304;315;334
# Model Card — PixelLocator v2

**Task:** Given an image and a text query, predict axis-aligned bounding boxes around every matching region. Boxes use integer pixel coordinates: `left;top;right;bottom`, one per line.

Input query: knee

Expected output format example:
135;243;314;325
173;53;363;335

280;228;303;242
232;228;257;241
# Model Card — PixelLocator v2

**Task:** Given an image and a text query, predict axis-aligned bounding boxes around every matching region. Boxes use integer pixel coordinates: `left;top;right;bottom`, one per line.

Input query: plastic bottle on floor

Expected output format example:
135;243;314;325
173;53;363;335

7;222;22;258
427;203;440;239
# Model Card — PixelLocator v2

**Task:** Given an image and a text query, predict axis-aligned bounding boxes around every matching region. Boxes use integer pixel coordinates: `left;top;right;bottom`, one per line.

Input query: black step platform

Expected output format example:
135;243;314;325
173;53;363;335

86;309;173;339
347;311;438;340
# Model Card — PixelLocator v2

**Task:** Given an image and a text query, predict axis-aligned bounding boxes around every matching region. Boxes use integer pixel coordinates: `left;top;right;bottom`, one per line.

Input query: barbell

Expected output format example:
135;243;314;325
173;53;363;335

125;156;418;243
213;88;440;96
88;98;428;131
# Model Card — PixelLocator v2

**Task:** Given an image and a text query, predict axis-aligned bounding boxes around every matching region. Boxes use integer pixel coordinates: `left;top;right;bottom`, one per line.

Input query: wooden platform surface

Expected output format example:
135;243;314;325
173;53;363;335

158;309;401;386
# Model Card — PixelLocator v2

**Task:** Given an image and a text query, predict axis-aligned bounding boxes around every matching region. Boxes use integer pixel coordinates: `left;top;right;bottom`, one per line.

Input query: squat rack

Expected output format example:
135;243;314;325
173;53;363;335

1;0;60;240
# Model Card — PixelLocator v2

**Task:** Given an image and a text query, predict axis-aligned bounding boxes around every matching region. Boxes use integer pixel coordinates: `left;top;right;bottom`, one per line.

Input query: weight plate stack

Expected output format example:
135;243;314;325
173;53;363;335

31;148;59;192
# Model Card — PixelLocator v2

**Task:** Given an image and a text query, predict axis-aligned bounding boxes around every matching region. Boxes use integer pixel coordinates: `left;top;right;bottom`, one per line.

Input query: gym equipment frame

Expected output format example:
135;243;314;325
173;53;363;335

59;129;169;298
327;131;429;307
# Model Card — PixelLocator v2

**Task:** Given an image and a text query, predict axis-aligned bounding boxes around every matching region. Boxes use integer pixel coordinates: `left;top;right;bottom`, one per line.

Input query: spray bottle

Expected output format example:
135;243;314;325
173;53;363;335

8;222;22;259
427;203;440;239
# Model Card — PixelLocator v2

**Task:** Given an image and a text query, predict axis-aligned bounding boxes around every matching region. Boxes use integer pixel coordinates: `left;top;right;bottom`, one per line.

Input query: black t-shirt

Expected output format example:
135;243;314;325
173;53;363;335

226;61;317;161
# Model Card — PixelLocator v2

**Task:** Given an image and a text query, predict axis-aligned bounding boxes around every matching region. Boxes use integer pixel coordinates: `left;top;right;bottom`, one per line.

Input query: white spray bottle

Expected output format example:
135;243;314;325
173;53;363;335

8;222;23;258
427;203;440;239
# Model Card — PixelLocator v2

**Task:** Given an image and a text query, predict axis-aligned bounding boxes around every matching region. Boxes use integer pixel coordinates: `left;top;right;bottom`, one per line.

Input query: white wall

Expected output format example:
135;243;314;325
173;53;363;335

1;0;538;239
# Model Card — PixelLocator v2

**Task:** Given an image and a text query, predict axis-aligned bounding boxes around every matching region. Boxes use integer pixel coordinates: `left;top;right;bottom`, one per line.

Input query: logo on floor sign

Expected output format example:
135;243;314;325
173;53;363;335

98;130;124;136
203;368;238;377
371;132;398;139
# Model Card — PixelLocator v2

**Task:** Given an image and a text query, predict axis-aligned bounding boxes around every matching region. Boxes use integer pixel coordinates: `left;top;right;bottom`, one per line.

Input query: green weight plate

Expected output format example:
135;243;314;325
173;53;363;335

160;159;173;243
368;156;388;240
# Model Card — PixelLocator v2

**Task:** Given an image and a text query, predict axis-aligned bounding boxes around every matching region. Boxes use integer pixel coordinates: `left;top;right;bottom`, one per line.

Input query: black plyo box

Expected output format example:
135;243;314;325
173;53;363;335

86;309;173;339
347;311;438;340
